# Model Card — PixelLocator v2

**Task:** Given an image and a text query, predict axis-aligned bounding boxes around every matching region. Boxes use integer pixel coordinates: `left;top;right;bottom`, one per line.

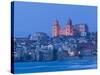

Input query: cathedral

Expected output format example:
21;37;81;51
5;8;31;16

52;18;88;37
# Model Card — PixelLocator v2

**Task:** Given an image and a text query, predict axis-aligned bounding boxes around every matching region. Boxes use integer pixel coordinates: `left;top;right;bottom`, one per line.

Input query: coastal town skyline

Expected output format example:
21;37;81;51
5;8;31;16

12;2;97;74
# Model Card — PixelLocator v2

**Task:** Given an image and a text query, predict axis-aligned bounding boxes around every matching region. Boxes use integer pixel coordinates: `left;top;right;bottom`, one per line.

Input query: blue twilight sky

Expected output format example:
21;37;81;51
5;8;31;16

13;1;97;37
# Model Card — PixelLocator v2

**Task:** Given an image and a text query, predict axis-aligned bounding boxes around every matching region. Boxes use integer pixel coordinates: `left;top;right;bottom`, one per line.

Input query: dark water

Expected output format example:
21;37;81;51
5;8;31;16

13;56;97;74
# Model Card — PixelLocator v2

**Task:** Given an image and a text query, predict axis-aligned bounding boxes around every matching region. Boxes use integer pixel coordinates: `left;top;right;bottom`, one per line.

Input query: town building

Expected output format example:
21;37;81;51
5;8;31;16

74;24;88;36
29;32;49;41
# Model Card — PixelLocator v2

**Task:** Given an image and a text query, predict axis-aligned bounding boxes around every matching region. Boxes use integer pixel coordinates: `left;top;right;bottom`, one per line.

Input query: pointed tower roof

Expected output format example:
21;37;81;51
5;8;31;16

53;19;59;26
66;17;72;25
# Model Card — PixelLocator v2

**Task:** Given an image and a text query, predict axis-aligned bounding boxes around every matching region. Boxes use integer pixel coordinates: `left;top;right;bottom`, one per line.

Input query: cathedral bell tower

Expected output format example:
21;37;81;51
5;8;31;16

64;18;73;36
52;19;60;37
